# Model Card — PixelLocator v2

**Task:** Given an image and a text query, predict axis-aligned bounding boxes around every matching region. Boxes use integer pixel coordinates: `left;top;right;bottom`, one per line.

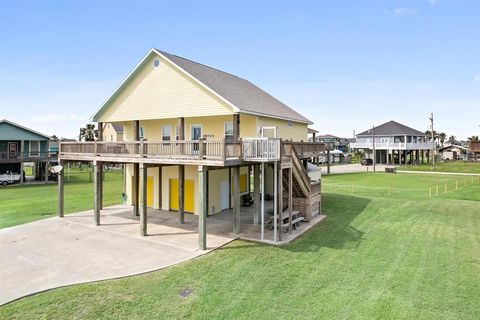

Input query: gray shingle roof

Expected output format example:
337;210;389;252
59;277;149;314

357;120;426;137
158;50;312;124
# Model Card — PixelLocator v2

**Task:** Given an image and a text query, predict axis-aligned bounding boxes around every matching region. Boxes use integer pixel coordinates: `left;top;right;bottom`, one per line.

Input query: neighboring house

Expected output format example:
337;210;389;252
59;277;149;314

316;134;350;152
469;140;480;161
439;145;469;161
350;120;434;165
102;123;124;141
0;119;53;183
58;48;326;249
48;138;76;156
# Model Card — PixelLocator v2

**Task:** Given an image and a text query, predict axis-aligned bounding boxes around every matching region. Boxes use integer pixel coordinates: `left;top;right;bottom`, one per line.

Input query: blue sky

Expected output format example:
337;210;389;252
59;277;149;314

1;0;479;139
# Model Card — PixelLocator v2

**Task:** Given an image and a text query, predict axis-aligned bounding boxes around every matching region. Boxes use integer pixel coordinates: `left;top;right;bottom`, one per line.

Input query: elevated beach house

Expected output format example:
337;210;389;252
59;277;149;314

0;119;53;183
350;120;434;165
58;49;326;249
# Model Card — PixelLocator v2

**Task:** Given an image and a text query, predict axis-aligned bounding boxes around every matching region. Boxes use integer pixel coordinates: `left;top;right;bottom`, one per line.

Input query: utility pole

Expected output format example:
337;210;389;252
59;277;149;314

429;112;435;169
372;125;376;173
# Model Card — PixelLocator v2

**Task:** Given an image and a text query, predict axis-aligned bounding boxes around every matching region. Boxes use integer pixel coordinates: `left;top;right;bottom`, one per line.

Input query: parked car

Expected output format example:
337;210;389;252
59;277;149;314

0;172;22;185
361;158;373;166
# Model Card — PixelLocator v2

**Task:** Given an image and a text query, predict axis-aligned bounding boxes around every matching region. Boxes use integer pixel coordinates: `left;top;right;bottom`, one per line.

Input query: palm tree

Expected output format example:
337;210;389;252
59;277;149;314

79;124;98;141
438;132;446;147
468;135;479;141
50;135;59;142
448;135;456;145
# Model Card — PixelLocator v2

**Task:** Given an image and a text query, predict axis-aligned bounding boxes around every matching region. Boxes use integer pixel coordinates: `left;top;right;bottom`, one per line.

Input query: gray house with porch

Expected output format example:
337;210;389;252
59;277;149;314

350;120;434;165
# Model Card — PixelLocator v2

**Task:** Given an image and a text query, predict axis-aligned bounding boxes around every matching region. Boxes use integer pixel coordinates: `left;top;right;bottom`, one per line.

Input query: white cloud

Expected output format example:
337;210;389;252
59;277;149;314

385;7;417;17
474;75;480;82
31;113;86;123
428;0;438;4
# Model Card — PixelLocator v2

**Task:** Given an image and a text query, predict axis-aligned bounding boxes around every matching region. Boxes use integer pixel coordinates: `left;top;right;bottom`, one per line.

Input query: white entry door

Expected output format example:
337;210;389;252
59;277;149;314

220;181;229;211
191;125;202;153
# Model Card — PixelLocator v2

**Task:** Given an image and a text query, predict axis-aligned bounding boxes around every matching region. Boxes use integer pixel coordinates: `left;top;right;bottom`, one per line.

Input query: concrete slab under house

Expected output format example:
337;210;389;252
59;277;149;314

57;48;328;250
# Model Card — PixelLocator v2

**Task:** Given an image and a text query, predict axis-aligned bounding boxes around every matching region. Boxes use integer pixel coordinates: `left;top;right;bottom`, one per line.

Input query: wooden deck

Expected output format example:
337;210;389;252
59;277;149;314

59;139;327;166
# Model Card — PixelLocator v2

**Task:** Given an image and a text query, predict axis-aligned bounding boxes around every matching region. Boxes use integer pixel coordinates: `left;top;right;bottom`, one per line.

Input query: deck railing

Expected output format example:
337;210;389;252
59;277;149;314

60;139;243;162
0;151;55;162
242;138;281;161
60;139;326;163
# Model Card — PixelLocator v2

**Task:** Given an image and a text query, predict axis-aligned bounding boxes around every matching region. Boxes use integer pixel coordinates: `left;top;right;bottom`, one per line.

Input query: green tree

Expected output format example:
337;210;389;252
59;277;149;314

79;124;98;141
468;135;479;141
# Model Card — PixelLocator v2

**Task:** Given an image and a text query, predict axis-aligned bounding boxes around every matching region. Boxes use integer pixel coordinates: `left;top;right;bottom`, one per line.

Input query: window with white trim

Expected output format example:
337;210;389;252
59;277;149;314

162;125;171;141
30;141;40;157
224;122;234;142
139;127;145;139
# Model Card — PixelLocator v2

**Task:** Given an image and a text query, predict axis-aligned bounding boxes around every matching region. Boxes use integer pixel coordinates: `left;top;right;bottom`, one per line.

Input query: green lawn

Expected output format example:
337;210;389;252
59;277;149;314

1;173;479;319
399;161;480;174
0;166;124;229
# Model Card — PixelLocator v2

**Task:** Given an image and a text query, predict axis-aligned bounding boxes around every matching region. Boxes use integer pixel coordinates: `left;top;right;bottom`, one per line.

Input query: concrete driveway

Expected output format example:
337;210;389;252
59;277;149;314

0;206;234;305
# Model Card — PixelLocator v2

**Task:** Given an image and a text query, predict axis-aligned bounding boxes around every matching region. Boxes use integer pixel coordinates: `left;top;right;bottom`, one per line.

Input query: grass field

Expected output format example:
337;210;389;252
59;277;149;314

0;166;123;229
399;161;480;174
1;172;479;319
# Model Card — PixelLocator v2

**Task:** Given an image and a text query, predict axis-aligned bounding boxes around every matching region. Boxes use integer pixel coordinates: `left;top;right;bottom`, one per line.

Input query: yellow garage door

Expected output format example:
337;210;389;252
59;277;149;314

240;174;248;193
169;179;195;213
131;176;154;207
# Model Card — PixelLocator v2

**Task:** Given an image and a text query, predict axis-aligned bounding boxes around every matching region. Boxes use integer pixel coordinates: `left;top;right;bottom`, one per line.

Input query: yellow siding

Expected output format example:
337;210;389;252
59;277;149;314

97;54;234;123
208;168;229;214
257;116;308;141
122;115;237;141
239;114;258;137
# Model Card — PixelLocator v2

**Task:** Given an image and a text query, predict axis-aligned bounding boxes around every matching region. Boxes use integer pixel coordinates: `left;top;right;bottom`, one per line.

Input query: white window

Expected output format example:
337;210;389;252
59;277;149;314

380;138;389;143
162;125;171;141
287;121;293;127
175;125;180;140
139;127;145;139
29;141;40;157
224;122;234;141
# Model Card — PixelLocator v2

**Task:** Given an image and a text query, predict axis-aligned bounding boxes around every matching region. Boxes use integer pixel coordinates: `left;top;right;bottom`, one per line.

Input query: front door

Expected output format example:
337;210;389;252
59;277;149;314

8;142;18;159
191;125;202;152
220;181;229;211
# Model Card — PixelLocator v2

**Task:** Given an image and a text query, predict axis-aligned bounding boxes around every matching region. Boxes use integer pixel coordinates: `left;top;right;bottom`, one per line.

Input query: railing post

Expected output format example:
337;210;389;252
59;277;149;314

238;138;243;159
198;139;204;160
222;137;227;161
94;141;98;155
140;139;144;157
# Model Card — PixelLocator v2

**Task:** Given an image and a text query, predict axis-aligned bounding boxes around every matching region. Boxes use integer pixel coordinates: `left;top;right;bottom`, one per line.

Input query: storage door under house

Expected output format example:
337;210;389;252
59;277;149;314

239;174;248;193
130;176;154;207
169;179;195;213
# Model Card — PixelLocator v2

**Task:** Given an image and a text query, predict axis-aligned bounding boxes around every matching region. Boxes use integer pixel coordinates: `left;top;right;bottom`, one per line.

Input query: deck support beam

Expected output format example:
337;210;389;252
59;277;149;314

57;160;64;217
45;160;49;183
253;164;261;225
232;166;240;234
140;163;148;236
133;163;139;216
288;166;293;234
20;140;24;185
158;166;162;209
273;161;278;243
94;161;102;226
98;122;103;209
178;165;185;224
198;166;207;250
278;165;283;241
260;163;265;240
233;114;240;140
